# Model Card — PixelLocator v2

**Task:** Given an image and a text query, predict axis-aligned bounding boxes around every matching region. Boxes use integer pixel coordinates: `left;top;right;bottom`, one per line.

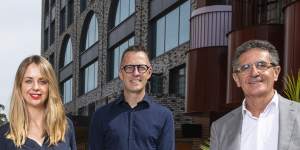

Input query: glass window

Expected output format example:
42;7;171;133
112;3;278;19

49;53;55;68
111;37;134;79
153;0;190;57
129;0;135;14
169;65;186;97
50;20;55;45
45;0;49;16
84;61;98;93
51;6;56;20
150;73;163;95
165;8;179;51
51;0;56;6
115;2;121;26
64;38;73;66
179;1;190;44
120;0;129;22
60;0;66;7
80;0;87;12
67;0;74;26
62;78;72;103
44;28;49;50
60;8;66;34
114;0;135;27
113;47;120;80
85;14;99;50
155;18;165;57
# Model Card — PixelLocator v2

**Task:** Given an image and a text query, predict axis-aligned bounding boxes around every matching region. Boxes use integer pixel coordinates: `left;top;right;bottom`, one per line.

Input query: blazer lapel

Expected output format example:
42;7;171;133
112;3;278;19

223;107;242;150
278;95;296;150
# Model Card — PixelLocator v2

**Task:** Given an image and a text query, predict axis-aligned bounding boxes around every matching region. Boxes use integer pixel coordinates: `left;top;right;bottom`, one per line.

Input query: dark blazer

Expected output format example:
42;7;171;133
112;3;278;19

210;94;300;150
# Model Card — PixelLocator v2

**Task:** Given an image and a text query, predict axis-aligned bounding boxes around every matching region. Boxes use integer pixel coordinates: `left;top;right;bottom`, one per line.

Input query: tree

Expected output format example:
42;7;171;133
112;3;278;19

0;104;8;126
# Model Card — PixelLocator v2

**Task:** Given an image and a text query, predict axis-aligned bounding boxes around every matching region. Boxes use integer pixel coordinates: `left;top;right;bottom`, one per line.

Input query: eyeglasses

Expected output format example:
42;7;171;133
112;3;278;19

234;61;276;74
122;64;150;73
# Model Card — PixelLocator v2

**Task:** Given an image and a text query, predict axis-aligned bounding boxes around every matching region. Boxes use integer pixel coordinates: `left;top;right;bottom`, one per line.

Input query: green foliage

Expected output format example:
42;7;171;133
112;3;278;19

283;70;300;102
200;139;210;150
0;104;8;126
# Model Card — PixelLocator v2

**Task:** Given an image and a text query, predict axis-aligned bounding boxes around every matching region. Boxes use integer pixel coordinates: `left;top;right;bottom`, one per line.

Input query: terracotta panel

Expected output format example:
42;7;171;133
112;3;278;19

186;47;227;113
284;1;300;77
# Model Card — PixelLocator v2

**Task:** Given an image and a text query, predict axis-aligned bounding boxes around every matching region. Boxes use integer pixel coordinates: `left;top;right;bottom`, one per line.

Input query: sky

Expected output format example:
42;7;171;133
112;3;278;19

0;1;41;115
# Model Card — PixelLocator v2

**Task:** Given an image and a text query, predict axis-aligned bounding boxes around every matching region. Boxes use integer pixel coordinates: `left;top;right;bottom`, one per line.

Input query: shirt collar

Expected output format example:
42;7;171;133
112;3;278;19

242;90;279;117
115;93;152;106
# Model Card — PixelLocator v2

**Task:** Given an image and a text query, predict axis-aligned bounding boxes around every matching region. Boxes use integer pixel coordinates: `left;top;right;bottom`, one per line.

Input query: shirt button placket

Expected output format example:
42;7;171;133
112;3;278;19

128;109;135;150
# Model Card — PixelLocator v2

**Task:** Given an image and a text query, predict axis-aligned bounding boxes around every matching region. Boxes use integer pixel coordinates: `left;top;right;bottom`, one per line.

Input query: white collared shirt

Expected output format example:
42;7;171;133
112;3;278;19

240;91;279;150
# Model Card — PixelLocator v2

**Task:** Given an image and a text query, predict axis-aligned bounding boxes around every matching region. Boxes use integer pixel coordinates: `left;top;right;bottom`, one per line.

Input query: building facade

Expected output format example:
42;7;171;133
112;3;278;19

41;0;300;149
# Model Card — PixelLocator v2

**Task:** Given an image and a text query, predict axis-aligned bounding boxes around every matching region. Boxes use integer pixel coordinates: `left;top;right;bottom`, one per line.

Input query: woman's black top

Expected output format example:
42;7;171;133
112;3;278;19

0;118;77;150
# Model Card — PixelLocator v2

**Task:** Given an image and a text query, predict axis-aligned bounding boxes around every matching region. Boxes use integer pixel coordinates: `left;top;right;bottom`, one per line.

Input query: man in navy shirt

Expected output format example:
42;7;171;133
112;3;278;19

89;45;175;150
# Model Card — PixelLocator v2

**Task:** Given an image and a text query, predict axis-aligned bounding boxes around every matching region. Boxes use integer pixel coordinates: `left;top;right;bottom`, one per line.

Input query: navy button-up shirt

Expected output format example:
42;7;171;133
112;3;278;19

89;94;175;150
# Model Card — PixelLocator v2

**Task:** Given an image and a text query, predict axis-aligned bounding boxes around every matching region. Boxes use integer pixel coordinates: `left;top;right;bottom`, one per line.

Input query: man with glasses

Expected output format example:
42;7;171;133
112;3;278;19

89;45;175;150
210;40;300;150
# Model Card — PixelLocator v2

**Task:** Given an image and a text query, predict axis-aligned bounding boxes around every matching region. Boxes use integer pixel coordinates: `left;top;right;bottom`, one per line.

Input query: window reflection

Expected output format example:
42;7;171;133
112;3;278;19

64;38;73;66
114;0;135;27
165;8;179;51
62;78;72;103
154;0;190;57
111;37;134;79
85;14;98;50
84;61;98;93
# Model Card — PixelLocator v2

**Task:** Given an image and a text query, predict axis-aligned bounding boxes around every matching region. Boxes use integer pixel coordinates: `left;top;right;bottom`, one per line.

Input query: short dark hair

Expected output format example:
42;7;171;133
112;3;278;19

120;45;150;65
232;40;280;71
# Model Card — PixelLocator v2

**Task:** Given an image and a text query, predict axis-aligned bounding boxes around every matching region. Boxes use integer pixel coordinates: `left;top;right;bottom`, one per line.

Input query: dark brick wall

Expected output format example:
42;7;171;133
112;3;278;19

41;0;198;136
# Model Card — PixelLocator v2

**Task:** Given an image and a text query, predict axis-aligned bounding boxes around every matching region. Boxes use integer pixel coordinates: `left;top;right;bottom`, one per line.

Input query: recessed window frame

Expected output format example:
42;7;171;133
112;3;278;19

67;0;74;26
80;0;87;13
152;0;191;57
108;36;134;80
81;13;99;52
80;60;98;94
61;77;73;104
50;20;55;45
113;0;136;27
169;64;186;98
60;7;66;34
149;73;163;96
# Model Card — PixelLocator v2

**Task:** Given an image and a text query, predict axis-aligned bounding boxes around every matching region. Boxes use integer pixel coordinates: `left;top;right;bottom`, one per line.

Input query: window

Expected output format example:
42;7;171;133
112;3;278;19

44;28;49;50
88;103;95;116
60;7;66;34
62;78;72;103
51;3;56;21
150;73;163;95
153;0;190;57
83;61;98;93
63;38;73;66
114;0;135;27
110;37;134;79
67;0;74;26
80;0;87;12
169;65;186;97
45;0;49;16
49;53;55;68
60;0;66;7
84;14;98;50
50;20;55;45
51;0;56;6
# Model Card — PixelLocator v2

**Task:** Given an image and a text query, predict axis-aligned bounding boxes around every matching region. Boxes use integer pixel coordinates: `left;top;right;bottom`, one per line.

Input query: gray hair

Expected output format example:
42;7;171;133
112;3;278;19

232;40;280;71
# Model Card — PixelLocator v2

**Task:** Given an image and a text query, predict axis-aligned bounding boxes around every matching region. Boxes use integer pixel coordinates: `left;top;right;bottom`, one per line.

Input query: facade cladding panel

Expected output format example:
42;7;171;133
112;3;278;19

41;0;201;144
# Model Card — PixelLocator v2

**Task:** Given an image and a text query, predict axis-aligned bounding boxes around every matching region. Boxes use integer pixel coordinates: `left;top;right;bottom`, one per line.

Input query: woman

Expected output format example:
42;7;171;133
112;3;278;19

0;55;76;150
